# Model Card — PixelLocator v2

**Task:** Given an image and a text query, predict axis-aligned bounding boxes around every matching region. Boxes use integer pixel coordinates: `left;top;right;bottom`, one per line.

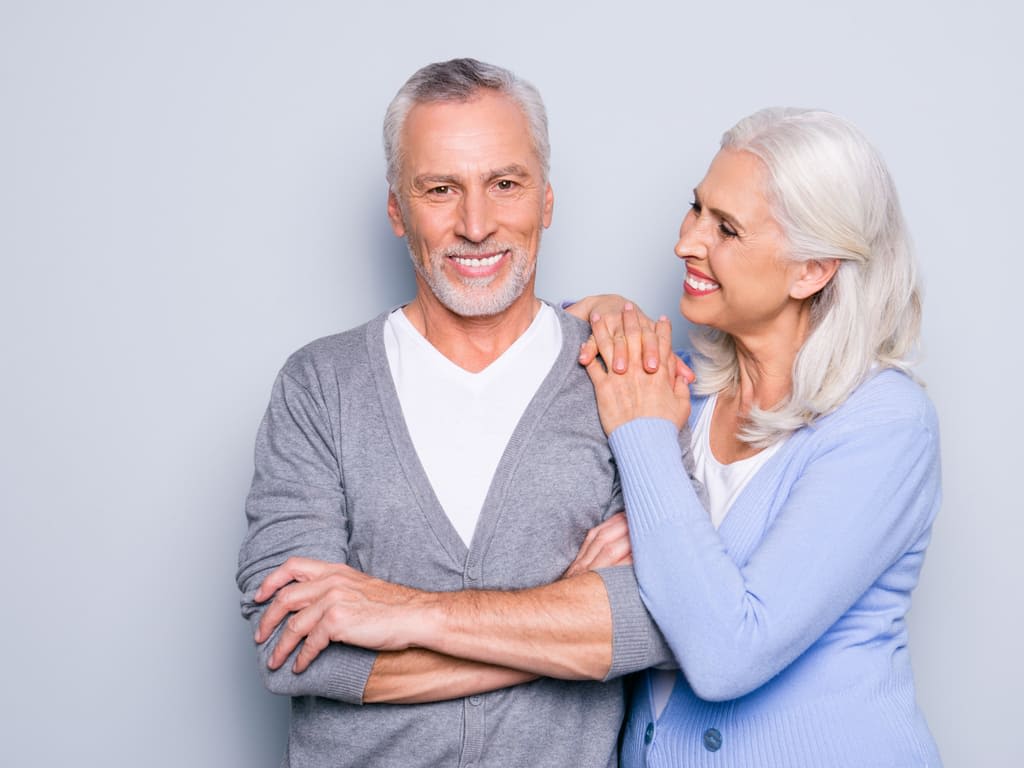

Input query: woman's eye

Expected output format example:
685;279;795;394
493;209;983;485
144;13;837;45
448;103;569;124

689;200;701;214
719;222;738;238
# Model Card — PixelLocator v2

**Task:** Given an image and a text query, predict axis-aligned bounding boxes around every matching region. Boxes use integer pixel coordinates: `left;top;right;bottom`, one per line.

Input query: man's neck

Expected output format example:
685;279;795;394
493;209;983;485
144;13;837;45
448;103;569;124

402;292;543;373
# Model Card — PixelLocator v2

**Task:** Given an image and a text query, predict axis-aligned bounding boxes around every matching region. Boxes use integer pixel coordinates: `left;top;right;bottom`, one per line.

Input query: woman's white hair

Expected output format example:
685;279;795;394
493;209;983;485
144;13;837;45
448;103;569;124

691;107;922;446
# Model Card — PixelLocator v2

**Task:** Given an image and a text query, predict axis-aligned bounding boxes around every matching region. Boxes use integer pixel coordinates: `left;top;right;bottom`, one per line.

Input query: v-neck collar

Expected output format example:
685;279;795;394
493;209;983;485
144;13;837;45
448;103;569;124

688;393;807;565
365;305;582;569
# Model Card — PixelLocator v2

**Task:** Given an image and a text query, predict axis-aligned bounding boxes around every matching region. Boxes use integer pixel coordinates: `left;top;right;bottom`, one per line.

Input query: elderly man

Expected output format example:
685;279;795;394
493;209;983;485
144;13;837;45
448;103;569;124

238;58;690;768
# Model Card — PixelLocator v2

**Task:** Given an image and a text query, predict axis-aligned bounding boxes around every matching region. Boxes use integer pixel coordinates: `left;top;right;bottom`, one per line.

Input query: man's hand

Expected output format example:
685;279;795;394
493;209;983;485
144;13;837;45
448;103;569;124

563;512;633;578
254;557;426;674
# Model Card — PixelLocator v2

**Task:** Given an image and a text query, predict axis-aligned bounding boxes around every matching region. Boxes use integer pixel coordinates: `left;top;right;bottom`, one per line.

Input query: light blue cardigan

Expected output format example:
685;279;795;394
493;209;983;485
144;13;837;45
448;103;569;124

611;368;942;767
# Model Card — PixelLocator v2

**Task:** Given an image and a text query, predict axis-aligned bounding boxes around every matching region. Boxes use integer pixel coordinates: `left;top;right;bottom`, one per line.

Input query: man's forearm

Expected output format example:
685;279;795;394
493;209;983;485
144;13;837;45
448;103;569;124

364;649;537;704
266;563;619;680
405;572;613;680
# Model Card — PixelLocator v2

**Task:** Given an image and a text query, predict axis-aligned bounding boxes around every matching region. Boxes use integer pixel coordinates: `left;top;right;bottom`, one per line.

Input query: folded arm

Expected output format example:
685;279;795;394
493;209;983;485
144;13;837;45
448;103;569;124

256;513;671;683
239;367;540;704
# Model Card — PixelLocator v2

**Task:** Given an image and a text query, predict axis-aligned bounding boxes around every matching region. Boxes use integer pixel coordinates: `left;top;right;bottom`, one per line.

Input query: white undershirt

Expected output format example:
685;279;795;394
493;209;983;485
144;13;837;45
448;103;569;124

383;304;562;546
651;391;786;717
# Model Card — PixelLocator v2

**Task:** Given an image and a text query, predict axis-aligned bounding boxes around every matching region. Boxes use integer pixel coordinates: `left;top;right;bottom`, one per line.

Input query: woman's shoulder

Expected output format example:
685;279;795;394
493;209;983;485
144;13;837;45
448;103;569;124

822;368;938;435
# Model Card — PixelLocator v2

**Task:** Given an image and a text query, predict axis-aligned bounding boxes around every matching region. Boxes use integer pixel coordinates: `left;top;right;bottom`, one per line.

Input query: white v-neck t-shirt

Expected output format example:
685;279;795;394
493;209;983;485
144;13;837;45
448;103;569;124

651;391;786;717
383;304;562;546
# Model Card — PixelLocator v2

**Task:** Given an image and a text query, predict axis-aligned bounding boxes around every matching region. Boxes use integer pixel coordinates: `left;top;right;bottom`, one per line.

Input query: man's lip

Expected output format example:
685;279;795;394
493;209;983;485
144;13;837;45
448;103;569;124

447;251;505;261
447;250;508;275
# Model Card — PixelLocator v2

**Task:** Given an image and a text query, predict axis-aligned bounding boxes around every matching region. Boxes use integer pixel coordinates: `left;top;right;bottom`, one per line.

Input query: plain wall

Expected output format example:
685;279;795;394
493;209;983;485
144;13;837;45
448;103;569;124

2;1;1020;765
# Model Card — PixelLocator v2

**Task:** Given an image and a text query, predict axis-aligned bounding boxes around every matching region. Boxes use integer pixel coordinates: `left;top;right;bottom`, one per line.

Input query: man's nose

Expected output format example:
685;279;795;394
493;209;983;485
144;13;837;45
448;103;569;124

455;188;497;243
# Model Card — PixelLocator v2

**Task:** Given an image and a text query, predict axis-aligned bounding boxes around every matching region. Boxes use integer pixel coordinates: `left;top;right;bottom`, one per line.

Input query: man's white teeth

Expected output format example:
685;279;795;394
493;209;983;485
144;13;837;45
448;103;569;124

686;274;719;292
452;252;503;267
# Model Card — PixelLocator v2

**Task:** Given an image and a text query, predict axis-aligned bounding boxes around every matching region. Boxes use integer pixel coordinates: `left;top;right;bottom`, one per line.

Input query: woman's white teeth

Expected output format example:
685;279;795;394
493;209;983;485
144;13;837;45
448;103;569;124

453;252;503;267
686;274;719;291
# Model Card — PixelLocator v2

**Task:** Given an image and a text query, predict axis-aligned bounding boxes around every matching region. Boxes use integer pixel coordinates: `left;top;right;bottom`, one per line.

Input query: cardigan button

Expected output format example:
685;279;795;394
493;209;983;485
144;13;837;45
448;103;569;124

644;722;654;744
703;728;722;752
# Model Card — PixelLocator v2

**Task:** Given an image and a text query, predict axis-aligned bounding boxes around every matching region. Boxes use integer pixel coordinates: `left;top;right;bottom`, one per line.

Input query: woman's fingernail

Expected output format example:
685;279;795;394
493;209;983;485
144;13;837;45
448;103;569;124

624;302;634;311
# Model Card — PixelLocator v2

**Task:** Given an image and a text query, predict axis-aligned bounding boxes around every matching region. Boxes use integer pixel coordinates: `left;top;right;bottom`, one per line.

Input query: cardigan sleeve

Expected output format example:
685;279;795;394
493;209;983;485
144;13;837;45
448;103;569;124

236;365;377;704
598;417;704;678
607;378;941;702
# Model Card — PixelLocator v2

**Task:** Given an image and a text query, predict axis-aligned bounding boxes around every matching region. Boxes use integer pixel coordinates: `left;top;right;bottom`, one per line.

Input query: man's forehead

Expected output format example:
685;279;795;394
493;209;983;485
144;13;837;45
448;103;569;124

400;92;539;174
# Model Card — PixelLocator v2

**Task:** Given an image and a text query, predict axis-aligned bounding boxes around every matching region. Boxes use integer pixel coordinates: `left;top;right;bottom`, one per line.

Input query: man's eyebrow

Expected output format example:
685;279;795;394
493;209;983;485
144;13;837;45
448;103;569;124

412;173;460;188
488;164;530;179
412;165;532;189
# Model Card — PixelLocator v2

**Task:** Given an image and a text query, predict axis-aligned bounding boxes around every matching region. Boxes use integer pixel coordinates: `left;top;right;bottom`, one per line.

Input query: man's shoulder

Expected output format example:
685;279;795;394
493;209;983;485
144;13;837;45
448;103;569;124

278;311;389;385
552;305;590;347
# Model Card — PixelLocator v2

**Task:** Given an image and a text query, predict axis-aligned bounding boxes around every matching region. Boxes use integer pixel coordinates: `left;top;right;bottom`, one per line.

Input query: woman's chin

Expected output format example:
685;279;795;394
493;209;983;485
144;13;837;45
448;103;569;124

679;297;703;326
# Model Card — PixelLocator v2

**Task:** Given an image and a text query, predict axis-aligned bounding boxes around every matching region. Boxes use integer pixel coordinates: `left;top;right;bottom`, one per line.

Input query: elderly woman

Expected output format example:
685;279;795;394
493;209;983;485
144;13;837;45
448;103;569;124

576;107;941;766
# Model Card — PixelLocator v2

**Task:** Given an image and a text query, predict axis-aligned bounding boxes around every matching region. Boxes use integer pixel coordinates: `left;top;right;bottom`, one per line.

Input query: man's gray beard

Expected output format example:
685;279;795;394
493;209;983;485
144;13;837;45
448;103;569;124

408;240;537;318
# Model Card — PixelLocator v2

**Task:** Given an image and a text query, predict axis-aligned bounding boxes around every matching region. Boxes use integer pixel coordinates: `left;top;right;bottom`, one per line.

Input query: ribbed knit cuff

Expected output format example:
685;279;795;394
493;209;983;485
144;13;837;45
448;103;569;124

608;418;703;536
320;644;378;705
596;565;673;679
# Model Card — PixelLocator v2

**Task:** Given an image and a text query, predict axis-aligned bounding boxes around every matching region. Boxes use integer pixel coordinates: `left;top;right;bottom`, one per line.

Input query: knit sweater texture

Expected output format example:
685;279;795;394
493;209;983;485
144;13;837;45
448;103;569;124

237;308;681;768
612;369;942;768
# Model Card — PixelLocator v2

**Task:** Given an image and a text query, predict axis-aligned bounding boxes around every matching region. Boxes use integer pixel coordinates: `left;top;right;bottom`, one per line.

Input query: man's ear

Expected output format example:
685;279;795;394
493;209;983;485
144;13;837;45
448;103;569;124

791;258;840;300
387;189;406;237
542;183;554;228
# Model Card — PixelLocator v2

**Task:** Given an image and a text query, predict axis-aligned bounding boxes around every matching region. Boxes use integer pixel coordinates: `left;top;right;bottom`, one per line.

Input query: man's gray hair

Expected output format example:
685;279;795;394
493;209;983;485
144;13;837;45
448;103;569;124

383;58;550;189
691;108;922;446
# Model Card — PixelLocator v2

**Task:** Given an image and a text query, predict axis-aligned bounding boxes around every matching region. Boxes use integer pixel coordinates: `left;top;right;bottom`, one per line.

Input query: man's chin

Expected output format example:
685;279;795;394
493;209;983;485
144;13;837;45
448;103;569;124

436;288;525;319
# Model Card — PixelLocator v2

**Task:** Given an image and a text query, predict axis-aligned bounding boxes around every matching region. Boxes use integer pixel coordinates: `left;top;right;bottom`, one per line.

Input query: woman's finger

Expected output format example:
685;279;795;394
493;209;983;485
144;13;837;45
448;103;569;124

583;355;607;388
655;316;674;378
592;308;630;374
641;323;661;373
675;355;696;384
621;304;644;373
611;330;628;374
579;335;599;366
589;313;617;373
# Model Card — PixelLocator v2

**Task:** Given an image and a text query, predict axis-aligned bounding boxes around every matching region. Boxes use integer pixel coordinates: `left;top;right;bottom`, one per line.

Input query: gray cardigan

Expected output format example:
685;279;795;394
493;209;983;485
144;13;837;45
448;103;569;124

237;308;684;768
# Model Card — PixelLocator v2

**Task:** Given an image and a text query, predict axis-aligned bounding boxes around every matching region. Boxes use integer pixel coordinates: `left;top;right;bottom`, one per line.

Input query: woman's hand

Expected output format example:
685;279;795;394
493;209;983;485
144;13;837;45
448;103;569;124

584;308;694;435
563;512;632;578
566;296;662;373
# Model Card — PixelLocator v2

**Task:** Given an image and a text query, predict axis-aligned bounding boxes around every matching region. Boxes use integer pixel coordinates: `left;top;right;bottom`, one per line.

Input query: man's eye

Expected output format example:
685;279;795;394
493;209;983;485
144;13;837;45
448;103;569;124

429;186;450;195
496;180;516;191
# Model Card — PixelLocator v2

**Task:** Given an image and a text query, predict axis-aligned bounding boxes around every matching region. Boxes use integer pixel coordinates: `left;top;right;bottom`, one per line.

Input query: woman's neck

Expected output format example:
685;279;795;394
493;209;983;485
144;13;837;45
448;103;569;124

729;301;812;415
710;304;811;463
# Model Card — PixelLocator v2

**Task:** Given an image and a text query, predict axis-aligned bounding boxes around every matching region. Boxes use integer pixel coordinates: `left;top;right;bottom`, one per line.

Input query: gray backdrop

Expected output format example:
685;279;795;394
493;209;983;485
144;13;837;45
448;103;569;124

2;1;1020;765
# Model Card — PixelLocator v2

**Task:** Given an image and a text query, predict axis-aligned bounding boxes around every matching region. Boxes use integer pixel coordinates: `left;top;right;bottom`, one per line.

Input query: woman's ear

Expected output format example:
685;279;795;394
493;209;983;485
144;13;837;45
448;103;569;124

791;258;840;300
